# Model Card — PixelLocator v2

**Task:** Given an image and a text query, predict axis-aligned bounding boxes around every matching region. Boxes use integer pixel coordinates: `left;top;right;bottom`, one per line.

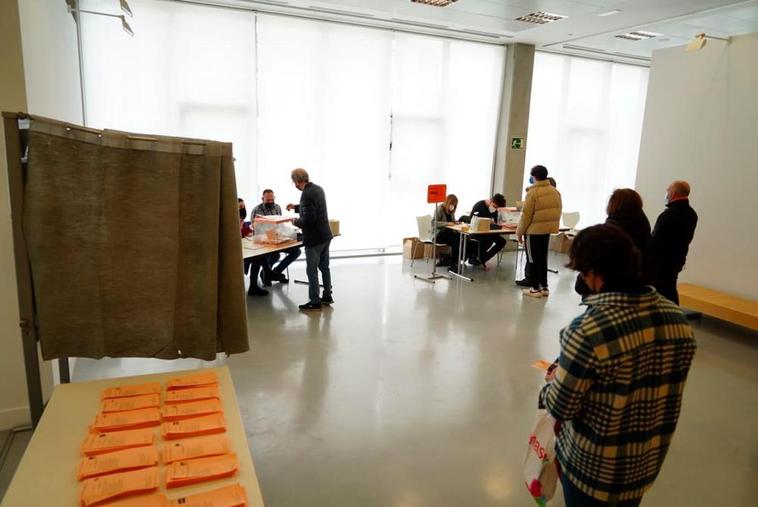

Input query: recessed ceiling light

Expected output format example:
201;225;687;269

598;9;621;17
615;30;661;41
515;11;567;24
410;0;458;6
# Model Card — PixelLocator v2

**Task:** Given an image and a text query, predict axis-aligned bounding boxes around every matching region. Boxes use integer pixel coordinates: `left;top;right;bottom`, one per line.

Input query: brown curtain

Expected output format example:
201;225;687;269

22;116;249;360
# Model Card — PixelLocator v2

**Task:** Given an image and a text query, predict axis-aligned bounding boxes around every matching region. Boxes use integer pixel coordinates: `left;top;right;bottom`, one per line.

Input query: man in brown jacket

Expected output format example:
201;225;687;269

516;165;562;297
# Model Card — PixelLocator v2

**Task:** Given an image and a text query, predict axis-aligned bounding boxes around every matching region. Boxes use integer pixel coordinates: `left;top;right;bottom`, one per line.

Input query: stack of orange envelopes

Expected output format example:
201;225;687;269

78;446;159;480
166;372;219;391
92;408;162;432
161;434;231;464
161;413;227;440
81;428;156;457
165;453;239;489
79;466;160;506
165;385;220;405
101;394;161;413
93;494;168;507
160;399;223;421
102;383;161;400
168;483;248;507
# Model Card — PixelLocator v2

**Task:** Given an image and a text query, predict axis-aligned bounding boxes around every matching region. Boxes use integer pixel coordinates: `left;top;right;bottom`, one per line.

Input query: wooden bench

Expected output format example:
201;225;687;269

678;283;758;331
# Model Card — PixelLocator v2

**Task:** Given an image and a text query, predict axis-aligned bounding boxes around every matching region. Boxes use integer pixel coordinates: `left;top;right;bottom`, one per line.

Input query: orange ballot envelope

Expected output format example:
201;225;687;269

530;359;553;371
93;408;162;432
96;493;167;507
101;394;161;413
161;434;232;464
79;466;160;506
165;453;239;489
161;399;223;421
161;414;226;440
168;483;248;507
78;446;159;480
167;372;219;390
81;428;156;456
165;385;221;404
102;383;161;400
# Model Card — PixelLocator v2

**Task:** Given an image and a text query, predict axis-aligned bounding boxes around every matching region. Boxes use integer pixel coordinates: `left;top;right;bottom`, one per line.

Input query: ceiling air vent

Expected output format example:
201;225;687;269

515;11;567;24
410;0;458;6
615;31;660;41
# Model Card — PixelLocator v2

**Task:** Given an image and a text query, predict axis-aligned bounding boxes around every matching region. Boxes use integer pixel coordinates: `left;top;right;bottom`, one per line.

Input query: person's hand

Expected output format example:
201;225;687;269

286;203;295;211
545;362;558;382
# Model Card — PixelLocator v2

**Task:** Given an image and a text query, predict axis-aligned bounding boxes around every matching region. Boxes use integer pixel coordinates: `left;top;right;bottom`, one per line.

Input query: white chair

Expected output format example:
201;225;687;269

562;212;580;234
414;215;445;267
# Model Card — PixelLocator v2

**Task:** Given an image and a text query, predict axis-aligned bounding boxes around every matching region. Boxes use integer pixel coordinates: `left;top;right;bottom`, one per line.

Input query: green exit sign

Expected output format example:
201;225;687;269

511;137;524;149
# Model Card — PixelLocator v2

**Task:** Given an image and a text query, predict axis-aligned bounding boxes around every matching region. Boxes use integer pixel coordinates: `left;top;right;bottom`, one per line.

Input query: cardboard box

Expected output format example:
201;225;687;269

423;243;450;259
403;237;425;259
549;233;573;254
329;220;340;236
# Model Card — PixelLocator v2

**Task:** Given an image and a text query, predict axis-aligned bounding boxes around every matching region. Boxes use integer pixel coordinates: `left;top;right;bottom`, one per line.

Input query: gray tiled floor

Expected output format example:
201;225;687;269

70;254;758;506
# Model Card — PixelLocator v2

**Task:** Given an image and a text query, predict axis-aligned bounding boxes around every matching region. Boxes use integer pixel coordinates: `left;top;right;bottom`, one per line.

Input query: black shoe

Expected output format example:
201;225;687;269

273;272;289;284
436;259;451;267
515;279;532;287
320;295;334;305
248;287;269;297
468;257;482;266
299;302;322;311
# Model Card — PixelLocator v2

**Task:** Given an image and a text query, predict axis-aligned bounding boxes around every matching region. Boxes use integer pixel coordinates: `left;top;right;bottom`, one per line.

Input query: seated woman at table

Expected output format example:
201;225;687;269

240;197;274;297
433;194;461;272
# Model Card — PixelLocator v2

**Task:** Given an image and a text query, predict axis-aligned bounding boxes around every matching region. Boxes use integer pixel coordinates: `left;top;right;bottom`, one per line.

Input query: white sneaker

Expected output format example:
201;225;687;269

541;288;550;297
522;288;544;298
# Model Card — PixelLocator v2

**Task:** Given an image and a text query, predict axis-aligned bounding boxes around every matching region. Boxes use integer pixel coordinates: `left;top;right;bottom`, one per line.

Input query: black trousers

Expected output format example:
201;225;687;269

435;229;460;267
525;234;550;290
654;267;680;304
471;235;506;264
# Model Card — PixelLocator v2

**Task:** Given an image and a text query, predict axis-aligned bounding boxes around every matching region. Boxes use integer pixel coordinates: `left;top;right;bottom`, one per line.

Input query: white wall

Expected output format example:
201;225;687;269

0;0;82;430
635;33;758;300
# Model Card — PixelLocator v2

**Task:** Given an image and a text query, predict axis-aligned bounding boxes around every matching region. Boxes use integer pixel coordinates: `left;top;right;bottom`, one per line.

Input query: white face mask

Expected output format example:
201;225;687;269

488;206;497;213
664;193;670;205
448;206;455;212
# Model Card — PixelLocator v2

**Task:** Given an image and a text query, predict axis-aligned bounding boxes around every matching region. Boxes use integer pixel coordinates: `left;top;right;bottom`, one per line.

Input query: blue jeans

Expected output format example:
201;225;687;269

560;473;642;507
305;240;331;304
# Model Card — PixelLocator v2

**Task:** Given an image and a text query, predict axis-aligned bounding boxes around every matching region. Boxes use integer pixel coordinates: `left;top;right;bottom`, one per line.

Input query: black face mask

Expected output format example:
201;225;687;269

263;203;275;210
239;207;247;220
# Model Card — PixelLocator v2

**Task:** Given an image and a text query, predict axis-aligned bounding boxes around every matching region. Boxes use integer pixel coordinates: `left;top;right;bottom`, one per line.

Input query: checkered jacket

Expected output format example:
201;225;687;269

539;288;696;502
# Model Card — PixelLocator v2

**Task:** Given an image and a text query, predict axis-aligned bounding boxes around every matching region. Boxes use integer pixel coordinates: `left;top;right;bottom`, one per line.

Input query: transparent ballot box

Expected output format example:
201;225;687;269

253;215;298;244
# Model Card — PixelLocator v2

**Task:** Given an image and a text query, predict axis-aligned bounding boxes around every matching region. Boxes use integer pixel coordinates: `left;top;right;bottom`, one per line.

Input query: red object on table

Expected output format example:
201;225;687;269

427;184;447;204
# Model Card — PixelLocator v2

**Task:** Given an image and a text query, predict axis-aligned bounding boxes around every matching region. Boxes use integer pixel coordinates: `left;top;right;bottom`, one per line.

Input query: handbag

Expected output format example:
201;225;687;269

523;409;559;506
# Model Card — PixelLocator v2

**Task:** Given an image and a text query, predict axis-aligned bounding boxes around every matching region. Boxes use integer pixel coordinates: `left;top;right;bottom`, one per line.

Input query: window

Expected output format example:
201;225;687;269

524;53;649;227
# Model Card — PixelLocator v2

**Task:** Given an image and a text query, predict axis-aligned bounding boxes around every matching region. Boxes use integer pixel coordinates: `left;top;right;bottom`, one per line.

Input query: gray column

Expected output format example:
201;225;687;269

492;43;535;206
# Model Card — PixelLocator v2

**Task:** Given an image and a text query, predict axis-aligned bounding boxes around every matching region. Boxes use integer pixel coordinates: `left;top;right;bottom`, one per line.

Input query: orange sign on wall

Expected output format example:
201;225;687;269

427;184;447;204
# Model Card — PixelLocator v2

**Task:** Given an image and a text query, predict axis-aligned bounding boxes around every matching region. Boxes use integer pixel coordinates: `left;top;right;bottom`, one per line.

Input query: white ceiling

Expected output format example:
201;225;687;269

211;0;758;64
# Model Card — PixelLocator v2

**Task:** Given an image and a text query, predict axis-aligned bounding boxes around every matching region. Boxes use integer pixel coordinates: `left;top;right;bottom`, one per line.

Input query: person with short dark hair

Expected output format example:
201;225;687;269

516;165;562;297
252;188;301;285
468;193;507;266
647;180;698;304
239;197;273;297
286;168;333;311
540;223;696;506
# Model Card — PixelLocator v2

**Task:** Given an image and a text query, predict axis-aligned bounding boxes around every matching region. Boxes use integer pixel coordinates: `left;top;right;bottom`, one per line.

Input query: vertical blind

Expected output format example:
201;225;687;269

524;52;649;227
80;0;505;252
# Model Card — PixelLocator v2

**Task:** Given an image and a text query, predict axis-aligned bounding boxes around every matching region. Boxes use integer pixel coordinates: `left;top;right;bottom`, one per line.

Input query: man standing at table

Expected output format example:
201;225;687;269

252;188;302;285
287;169;333;311
517;164;562;298
647;180;698;304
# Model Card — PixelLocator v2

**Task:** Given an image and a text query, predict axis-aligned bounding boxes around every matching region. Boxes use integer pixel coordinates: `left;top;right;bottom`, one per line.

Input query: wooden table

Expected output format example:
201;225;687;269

242;237;302;260
0;366;265;507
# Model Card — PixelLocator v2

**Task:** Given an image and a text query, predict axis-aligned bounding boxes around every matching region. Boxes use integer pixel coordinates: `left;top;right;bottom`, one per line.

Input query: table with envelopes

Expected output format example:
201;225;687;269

0;366;264;507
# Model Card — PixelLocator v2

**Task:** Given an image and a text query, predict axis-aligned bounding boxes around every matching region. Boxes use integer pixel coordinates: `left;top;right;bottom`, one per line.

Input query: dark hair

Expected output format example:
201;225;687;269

238;198;244;203
567;224;641;290
547;177;556;187
607;188;643;216
262;189;273;195
530;165;548;181
491;193;506;208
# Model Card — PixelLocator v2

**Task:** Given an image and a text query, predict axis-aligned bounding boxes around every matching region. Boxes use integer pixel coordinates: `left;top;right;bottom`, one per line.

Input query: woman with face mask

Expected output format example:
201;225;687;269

433;194;461;272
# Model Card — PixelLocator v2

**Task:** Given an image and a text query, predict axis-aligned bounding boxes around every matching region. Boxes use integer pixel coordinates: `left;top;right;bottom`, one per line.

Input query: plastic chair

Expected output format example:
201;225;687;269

562;212;580;234
414;215;446;267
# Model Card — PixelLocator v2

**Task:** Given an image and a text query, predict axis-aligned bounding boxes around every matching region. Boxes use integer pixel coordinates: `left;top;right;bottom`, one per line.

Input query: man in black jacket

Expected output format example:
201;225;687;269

648;181;698;304
468;193;507;266
287;168;333;311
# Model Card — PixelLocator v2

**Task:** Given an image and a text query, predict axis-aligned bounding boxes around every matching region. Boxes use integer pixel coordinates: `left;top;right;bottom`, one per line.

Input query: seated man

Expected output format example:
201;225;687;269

468;193;507;265
251;189;302;285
